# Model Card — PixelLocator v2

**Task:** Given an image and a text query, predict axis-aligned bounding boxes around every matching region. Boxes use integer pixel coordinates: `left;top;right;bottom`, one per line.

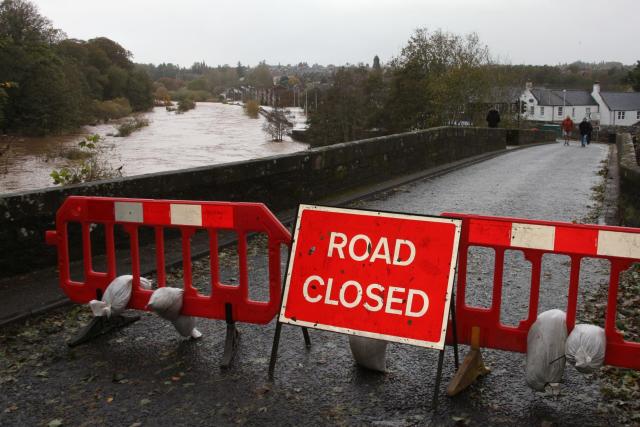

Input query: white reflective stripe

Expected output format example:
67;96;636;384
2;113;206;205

170;204;202;226
509;223;555;250
597;230;640;259
114;202;143;223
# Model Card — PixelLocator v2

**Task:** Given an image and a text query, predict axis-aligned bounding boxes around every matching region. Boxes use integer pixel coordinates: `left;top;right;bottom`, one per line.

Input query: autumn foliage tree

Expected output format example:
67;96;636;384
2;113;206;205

0;0;154;135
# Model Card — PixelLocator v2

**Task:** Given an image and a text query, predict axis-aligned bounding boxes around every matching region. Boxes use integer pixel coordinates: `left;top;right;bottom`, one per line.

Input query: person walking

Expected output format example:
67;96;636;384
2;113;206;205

561;116;574;146
579;118;592;147
586;121;593;145
486;107;500;128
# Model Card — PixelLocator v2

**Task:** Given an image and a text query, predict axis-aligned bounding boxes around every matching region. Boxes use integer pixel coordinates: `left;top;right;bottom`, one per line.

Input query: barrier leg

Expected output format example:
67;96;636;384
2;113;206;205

220;303;240;369
446;326;490;396
67;314;140;347
302;327;311;348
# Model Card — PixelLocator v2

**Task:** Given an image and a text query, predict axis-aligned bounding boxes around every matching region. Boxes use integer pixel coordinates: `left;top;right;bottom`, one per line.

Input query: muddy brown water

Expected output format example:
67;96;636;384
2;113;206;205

0;102;308;194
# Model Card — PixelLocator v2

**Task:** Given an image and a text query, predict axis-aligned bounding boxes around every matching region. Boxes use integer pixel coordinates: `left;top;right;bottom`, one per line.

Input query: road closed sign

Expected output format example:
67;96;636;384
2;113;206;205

279;205;462;350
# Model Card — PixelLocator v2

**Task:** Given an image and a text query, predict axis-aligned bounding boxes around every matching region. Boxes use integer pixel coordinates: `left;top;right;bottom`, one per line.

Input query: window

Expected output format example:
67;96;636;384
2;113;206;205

617;111;625;120
586;107;591;114
539;106;544;115
572;107;575;117
529;106;534;115
558;106;563;116
637;111;640;120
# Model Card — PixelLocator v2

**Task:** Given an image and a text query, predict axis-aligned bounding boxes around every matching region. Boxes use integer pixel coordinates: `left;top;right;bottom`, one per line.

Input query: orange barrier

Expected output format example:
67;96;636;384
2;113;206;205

45;196;291;324
444;213;640;370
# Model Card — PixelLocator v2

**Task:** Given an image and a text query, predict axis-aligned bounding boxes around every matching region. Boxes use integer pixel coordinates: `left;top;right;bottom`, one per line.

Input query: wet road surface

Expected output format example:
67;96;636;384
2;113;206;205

0;142;619;426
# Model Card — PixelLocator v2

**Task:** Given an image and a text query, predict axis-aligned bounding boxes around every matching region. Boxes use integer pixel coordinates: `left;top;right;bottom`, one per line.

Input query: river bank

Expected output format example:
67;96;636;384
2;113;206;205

0;102;308;194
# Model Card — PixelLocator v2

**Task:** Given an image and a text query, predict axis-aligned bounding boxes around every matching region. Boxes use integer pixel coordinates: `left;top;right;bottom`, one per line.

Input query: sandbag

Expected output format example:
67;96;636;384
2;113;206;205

147;287;202;339
349;335;388;372
172;316;203;339
526;309;567;391
565;324;606;373
89;275;152;317
146;287;183;321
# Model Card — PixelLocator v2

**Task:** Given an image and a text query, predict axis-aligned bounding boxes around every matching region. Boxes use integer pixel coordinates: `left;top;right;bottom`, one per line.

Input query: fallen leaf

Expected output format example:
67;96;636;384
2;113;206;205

106;397;114;403
48;419;63;427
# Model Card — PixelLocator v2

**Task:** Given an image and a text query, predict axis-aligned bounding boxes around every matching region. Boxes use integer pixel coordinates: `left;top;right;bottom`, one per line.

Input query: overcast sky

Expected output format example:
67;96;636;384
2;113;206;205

34;0;639;67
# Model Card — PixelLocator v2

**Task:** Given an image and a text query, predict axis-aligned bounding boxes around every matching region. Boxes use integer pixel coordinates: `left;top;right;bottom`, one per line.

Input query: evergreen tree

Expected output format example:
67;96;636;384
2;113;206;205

373;55;381;71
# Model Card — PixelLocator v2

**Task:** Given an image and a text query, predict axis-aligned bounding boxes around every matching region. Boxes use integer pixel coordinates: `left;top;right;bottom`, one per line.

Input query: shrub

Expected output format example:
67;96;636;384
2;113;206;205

244;100;260;118
91;98;132;122
177;98;196;113
50;134;122;185
115;116;149;137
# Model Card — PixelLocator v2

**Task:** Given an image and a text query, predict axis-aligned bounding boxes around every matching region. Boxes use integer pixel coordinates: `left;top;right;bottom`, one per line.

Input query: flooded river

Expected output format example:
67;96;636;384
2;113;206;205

0;102;308;194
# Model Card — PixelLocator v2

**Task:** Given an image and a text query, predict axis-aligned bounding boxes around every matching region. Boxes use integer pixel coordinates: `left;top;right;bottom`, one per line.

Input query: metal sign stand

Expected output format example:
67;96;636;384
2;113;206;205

269;289;459;412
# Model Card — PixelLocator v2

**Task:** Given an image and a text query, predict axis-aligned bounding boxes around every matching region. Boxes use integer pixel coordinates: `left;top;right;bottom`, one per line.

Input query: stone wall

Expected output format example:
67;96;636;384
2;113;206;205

617;133;640;227
0;127;555;277
506;129;555;145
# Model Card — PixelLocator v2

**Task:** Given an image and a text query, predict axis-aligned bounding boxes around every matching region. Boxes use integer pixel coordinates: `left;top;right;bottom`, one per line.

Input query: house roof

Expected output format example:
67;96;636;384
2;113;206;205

599;91;640;111
530;88;598;106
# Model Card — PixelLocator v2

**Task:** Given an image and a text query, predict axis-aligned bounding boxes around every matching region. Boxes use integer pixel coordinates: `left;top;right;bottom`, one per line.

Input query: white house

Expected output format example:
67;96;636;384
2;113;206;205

521;82;640;126
591;82;640;126
520;82;599;123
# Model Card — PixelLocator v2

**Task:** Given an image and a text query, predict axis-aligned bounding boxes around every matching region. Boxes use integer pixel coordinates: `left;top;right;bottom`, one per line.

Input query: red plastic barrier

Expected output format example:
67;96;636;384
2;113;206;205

444;213;640;370
45;196;291;324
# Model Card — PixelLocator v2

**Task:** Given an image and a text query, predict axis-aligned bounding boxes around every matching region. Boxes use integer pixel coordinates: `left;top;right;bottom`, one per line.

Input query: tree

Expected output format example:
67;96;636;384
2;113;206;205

0;0;62;45
628;61;640;92
373;55;381;71
236;61;246;78
126;68;153;111
246;63;273;89
384;28;491;129
306;67;371;144
0;0;154;134
87;37;132;70
105;65;128;98
263;106;288;141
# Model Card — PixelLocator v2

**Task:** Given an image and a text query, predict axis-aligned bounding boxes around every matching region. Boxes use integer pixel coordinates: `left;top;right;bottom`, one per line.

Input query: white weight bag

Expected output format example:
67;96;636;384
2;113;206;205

565;324;606;373
147;287;202;339
526;309;567;391
89;275;152;317
349;335;388;372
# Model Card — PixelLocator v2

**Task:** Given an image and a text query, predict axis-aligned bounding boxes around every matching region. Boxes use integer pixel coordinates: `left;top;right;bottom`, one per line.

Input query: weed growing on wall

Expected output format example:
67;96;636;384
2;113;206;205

50;134;122;185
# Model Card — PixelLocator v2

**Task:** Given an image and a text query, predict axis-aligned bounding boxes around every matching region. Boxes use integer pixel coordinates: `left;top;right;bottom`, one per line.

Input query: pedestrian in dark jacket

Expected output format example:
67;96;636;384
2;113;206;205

578;118;592;147
486;108;500;128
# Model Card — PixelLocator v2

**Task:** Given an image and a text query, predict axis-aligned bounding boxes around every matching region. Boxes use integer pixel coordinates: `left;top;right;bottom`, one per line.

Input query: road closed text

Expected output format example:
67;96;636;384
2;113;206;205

299;232;428;318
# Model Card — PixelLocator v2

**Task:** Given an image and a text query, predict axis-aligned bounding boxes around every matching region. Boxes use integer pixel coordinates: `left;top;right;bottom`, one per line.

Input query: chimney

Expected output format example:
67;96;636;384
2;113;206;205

525;82;533;91
593;81;600;94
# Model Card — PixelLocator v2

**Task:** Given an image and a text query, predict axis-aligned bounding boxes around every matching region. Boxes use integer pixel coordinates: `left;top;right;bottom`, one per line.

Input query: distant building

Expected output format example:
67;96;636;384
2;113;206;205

520;82;640;126
592;83;640;126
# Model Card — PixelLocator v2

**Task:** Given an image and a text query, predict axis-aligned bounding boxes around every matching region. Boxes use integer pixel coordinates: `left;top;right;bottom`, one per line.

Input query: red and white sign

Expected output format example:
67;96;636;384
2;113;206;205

279;205;462;349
